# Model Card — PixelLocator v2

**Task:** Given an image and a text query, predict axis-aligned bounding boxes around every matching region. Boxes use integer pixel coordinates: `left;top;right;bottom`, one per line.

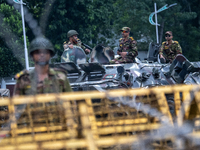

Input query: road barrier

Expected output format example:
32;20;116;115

0;84;200;149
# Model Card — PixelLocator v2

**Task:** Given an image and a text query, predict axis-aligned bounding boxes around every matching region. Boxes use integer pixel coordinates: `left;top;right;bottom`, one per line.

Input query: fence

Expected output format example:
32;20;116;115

0;84;200;149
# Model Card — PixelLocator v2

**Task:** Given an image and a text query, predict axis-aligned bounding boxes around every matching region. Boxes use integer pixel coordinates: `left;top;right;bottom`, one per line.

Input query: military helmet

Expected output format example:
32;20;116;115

67;30;78;38
29;36;55;57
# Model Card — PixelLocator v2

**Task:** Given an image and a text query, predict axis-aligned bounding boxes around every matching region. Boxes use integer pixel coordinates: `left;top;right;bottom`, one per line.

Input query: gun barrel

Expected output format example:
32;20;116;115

82;43;93;51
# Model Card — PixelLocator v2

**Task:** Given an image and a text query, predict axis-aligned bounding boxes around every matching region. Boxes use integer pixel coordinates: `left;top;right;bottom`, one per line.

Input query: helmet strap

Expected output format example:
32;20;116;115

72;36;78;44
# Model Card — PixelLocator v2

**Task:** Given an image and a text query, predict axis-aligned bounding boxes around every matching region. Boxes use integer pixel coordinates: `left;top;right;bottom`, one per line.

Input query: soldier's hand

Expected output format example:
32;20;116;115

63;44;68;50
68;44;73;49
160;54;165;59
121;52;127;58
85;49;90;53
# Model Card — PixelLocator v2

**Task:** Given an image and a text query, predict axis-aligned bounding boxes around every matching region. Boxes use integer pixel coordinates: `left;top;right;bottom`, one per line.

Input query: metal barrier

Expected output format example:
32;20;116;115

0;84;200;149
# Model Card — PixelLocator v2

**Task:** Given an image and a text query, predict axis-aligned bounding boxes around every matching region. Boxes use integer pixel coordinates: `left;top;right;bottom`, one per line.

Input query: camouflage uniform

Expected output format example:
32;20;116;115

159;40;182;63
63;38;89;55
14;68;72;95
110;37;138;64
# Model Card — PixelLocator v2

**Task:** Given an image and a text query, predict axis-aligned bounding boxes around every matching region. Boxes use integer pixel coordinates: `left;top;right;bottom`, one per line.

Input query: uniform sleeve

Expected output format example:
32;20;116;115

63;41;68;50
64;77;73;92
127;39;138;57
13;79;24;96
176;42;182;54
159;43;165;55
118;38;123;52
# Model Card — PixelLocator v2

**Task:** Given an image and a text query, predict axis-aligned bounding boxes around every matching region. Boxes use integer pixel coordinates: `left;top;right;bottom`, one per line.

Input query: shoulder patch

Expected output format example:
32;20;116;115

15;69;29;79
56;71;66;80
129;37;134;41
162;41;166;44
174;41;179;44
119;38;123;41
52;68;68;76
63;41;67;44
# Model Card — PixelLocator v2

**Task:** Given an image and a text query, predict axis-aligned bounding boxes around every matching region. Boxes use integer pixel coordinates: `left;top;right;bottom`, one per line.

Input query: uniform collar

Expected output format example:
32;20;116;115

31;68;56;76
165;40;174;45
123;36;130;41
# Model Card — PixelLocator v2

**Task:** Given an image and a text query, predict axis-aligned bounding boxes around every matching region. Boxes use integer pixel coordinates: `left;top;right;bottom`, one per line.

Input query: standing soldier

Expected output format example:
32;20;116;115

14;36;72;96
159;31;182;63
110;27;138;64
63;30;90;55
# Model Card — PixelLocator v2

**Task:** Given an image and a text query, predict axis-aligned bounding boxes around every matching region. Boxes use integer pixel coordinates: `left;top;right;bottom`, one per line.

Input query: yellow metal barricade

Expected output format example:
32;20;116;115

0;84;200;150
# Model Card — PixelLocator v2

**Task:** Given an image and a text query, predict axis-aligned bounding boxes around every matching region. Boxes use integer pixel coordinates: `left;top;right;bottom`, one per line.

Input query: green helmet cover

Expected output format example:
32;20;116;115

29;36;55;57
67;30;78;38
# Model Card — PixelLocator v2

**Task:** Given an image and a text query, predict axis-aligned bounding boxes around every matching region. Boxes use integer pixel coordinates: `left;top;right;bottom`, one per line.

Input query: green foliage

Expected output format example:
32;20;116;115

0;47;23;77
0;0;200;70
0;3;26;77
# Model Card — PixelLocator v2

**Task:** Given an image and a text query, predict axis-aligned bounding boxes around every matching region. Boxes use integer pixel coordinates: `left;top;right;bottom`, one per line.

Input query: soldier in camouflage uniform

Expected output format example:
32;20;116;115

110;27;138;64
159;31;182;63
63;30;90;55
14;36;72;96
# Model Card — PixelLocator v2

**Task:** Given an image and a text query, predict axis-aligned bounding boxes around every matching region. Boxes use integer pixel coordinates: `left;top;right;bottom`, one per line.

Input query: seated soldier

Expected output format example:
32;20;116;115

159;31;182;63
110;27;138;64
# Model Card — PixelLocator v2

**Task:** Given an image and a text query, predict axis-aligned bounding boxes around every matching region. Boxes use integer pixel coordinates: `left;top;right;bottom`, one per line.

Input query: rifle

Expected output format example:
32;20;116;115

82;43;93;51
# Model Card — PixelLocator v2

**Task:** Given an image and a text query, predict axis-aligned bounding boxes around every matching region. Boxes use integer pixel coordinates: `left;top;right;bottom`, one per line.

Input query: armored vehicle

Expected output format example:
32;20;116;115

58;44;200;91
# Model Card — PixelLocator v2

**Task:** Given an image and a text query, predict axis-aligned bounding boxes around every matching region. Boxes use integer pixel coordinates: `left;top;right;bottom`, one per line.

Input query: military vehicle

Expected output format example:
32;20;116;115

58;44;200;91
56;43;200;115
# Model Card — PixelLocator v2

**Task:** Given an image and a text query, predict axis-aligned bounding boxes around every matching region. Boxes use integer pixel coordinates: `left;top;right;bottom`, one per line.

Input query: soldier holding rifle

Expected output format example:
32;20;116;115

63;30;91;54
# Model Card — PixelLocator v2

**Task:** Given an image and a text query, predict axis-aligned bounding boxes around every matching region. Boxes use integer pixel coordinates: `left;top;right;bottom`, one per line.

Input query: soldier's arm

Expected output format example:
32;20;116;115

118;38;123;52
159;43;165;55
128;39;138;57
55;69;73;92
77;39;89;55
64;78;73;92
13;79;24;96
81;45;90;55
63;41;69;50
176;42;182;54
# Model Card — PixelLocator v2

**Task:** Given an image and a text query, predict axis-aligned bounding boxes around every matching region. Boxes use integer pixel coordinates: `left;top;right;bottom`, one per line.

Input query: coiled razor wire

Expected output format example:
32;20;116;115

103;86;200;150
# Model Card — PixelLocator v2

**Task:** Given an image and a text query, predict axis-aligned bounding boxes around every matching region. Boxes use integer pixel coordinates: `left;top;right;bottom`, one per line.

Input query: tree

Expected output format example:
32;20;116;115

0;3;25;77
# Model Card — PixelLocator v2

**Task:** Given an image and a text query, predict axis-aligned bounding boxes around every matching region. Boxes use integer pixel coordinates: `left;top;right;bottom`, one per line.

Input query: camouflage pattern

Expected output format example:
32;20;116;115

120;27;131;32
63;38;89;55
14;68;72;96
61;46;87;64
110;37;138;64
159;40;182;63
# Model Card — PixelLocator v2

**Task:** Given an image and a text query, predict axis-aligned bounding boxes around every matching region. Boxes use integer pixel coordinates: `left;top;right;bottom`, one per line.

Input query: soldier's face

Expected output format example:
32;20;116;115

32;49;51;66
165;34;173;41
122;31;129;38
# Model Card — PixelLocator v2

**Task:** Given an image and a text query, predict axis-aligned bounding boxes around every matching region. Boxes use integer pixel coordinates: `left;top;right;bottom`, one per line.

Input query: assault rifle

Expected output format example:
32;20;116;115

82;43;93;51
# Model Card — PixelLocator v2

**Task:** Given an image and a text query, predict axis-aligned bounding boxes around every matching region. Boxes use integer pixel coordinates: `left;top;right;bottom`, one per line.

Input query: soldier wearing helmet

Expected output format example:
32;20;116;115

14;36;72;96
110;27;138;64
63;30;90;54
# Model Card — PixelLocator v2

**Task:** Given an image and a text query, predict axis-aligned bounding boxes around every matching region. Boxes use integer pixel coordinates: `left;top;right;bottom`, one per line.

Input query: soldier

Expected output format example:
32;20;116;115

159;31;182;63
63;30;90;54
110;27;138;64
14;36;72;96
